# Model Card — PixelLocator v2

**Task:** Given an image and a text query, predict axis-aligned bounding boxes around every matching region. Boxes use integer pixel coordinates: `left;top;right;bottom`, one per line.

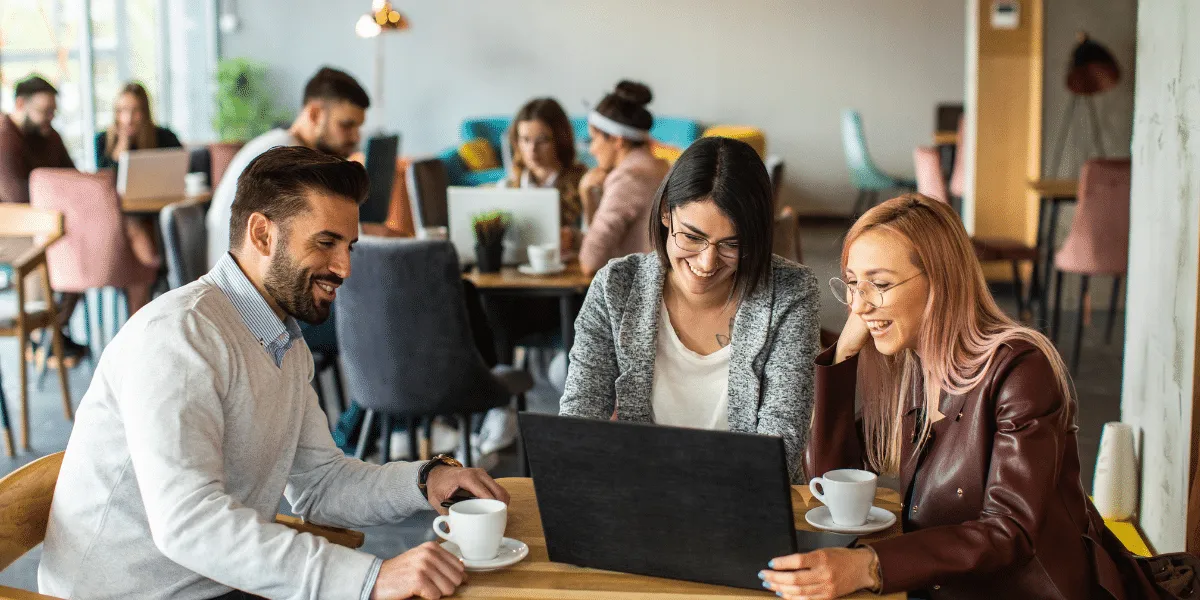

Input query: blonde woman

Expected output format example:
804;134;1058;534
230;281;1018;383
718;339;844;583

501;97;587;252
761;195;1165;599
95;82;181;170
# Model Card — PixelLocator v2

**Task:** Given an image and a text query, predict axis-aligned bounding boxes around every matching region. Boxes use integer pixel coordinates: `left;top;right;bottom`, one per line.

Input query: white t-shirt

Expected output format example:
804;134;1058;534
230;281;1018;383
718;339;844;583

205;128;300;269
650;302;731;430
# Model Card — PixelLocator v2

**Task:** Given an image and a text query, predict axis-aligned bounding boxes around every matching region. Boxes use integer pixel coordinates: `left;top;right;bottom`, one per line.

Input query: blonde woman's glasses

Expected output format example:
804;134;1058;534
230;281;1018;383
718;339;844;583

829;272;924;309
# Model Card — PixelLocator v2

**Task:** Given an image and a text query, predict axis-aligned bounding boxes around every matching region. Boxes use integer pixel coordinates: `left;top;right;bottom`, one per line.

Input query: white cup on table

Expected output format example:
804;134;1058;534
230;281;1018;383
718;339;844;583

809;469;878;526
184;172;209;196
432;498;508;560
526;243;560;272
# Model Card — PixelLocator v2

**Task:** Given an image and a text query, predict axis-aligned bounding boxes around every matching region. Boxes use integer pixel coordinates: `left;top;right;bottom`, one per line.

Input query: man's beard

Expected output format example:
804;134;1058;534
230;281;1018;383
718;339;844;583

19;117;47;140
314;136;351;159
263;243;342;325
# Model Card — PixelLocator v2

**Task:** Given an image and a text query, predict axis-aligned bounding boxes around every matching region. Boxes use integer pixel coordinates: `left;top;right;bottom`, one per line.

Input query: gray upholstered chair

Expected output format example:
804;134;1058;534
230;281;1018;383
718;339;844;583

159;200;209;289
406;158;449;230
335;237;532;467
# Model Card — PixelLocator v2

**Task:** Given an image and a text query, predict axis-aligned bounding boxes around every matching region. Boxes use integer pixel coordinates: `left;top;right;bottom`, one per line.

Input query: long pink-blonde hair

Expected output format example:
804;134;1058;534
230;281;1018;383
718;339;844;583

844;194;1074;475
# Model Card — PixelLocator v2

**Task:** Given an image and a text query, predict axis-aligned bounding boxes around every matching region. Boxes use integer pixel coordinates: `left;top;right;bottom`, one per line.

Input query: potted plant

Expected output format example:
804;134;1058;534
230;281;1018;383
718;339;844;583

213;58;291;142
472;210;511;273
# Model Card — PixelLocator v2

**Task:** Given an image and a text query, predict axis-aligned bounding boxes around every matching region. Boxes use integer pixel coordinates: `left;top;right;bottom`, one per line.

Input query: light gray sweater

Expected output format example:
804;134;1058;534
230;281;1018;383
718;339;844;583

38;272;428;600
559;253;820;482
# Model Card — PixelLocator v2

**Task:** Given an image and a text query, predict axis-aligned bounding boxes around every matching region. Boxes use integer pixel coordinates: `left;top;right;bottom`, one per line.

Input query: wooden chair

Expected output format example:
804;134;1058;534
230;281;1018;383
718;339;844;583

0;452;365;600
772;206;803;264
0;205;72;456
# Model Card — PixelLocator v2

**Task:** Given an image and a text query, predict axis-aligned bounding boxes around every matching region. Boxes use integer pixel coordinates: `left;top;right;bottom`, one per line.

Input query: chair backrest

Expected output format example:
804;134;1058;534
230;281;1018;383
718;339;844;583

187;145;212;186
29;169;142;292
362;134;401;224
765;155;785;203
208;142;244;189
160;200;209;289
406;158;450;230
913;146;949;203
334;238;508;417
1059;158;1132;274
0;451;63;571
772;206;803;264
840;109;888;189
461;117;512;151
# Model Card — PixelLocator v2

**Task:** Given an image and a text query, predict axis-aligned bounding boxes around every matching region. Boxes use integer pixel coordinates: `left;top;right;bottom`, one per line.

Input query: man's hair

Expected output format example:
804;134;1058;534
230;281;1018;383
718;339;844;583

302;67;370;109
228;146;369;248
15;76;58;101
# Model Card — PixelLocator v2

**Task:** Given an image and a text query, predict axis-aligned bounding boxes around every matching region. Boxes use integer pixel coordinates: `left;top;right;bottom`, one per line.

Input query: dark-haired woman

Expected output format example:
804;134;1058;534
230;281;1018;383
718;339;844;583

578;80;670;276
559;137;820;482
500;97;587;253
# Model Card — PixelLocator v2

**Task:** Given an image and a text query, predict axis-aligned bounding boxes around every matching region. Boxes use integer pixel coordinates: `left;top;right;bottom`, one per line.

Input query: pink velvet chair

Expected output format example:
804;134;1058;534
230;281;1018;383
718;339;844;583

1050;158;1131;371
914;146;1039;320
29;169;159;347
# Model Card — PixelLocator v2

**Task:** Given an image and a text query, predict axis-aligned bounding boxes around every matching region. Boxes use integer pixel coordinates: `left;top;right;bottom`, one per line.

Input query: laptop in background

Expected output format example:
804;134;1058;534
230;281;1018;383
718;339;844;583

117;148;189;200
446;187;559;266
361;133;400;224
518;414;816;590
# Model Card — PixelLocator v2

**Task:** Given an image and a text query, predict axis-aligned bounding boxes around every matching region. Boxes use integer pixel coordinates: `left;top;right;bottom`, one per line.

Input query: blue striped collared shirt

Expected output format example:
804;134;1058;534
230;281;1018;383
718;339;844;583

208;253;303;368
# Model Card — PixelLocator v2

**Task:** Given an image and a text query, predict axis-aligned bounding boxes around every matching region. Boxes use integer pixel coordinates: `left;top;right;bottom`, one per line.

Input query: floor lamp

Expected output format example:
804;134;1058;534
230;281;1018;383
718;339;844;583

1047;32;1121;178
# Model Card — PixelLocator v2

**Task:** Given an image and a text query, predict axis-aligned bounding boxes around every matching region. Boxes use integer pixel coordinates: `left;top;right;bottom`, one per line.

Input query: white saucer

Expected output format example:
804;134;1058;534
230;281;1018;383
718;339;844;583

517;262;566;276
440;537;529;572
805;506;897;534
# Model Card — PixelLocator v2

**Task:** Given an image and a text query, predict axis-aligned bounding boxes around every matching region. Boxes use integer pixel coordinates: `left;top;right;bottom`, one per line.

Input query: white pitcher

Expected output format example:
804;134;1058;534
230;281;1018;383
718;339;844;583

1092;422;1138;521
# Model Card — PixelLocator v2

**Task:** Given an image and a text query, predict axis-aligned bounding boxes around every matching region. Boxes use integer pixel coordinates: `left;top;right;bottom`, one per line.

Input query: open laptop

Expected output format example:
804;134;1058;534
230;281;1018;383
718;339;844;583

517;414;856;590
446;187;559;267
116;147;189;200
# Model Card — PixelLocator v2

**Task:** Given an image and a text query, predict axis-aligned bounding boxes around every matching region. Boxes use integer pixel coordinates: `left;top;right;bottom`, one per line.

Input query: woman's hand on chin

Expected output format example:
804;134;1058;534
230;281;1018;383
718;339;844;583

835;314;870;364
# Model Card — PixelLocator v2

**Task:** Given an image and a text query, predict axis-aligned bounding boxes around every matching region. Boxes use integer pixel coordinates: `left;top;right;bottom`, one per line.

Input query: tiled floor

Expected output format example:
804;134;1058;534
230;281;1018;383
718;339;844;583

0;222;1124;592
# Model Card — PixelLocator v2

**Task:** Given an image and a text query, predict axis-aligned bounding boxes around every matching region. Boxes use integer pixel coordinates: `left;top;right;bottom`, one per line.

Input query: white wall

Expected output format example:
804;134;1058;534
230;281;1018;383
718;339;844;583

218;0;965;215
1122;0;1200;552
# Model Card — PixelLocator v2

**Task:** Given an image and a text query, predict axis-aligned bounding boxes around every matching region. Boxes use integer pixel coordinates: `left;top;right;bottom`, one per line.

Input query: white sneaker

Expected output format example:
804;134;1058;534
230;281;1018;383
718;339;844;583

476;407;518;455
387;420;465;462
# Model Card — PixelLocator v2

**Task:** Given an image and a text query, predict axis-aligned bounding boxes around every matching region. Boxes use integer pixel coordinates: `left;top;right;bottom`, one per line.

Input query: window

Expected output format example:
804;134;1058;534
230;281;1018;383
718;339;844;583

1;0;166;168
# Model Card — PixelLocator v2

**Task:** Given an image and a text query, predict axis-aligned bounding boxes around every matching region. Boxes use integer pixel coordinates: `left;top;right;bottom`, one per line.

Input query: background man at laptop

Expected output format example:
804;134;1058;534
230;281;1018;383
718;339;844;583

206;66;369;269
40;147;509;600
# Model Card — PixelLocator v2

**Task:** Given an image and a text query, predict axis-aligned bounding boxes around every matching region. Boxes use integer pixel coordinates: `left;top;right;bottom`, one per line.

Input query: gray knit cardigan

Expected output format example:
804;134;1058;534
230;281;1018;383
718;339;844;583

559;252;820;482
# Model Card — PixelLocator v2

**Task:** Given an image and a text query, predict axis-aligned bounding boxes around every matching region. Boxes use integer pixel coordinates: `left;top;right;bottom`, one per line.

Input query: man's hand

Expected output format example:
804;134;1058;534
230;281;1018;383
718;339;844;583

425;466;510;515
370;541;465;600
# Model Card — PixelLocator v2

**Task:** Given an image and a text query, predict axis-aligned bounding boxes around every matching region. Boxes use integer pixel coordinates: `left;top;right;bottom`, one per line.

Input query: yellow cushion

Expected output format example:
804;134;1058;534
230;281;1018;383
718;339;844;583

703;125;766;158
1105;519;1152;557
458;139;500;171
651;141;684;164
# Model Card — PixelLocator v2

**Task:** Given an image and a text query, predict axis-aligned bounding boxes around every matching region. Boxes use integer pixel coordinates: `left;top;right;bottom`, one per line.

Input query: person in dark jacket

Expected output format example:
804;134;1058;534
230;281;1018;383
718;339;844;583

94;81;181;170
762;194;1164;599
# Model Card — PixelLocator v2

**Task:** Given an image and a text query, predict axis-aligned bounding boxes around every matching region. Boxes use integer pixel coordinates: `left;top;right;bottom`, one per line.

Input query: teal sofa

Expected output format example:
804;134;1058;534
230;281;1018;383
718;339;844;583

437;115;703;187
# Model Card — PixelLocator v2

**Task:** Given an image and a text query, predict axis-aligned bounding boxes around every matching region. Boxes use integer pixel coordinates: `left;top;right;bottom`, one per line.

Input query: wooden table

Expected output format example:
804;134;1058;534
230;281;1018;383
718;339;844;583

461;478;905;599
1027;179;1079;328
463;263;593;352
121;191;212;215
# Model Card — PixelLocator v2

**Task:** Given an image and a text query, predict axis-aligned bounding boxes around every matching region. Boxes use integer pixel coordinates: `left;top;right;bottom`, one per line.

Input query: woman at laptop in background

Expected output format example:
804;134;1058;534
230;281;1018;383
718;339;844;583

91;81;169;314
577;80;669;276
761;194;1165;599
500;97;587;255
94;82;181;170
560;136;820;483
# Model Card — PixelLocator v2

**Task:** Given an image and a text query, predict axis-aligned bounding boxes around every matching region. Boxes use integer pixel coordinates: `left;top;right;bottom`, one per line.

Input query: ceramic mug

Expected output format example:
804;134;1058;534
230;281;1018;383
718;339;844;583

432;498;507;560
526;243;560;272
809;469;878;526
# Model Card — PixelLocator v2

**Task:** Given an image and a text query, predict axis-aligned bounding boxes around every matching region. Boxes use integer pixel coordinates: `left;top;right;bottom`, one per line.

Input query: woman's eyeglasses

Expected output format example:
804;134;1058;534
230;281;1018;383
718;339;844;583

829;272;923;309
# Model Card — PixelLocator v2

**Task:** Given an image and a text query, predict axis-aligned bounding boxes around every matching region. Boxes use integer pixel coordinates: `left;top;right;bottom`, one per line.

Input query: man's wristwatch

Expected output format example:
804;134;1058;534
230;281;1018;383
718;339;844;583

417;454;463;498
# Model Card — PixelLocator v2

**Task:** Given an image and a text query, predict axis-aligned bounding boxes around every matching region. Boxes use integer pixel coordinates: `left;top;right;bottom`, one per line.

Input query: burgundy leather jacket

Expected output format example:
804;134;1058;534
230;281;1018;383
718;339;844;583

805;341;1158;599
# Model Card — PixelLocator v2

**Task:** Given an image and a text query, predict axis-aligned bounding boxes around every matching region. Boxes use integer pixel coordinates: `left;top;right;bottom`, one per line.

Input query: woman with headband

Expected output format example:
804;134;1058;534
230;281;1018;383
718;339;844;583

578;80;670;276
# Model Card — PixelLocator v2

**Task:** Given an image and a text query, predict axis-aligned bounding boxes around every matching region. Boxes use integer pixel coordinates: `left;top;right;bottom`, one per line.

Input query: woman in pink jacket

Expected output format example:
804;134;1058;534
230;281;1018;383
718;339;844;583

579;80;670;276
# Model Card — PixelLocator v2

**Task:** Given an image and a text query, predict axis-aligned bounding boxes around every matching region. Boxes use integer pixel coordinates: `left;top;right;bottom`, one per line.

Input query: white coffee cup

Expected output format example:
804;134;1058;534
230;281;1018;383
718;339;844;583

184;172;209;196
809;469;878;526
526;243;559;272
432;498;507;560
416;226;448;241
